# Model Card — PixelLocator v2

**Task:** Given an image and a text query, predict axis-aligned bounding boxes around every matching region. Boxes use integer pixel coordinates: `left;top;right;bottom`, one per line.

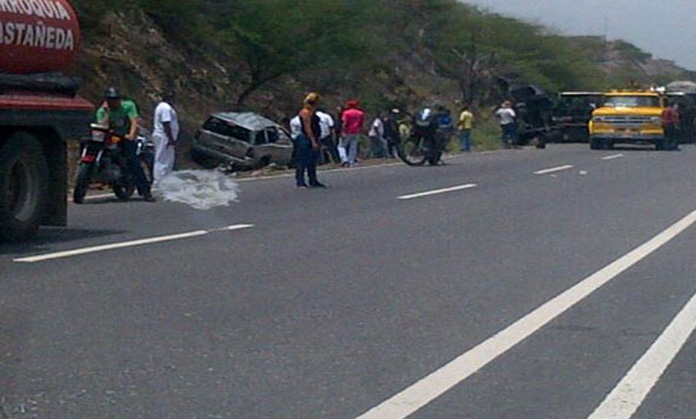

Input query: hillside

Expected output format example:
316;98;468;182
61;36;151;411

566;36;696;87
69;0;696;141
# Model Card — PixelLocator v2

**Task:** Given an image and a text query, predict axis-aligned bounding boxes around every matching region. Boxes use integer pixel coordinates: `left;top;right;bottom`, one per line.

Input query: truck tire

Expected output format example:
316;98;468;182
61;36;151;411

590;139;602;150
0;132;49;242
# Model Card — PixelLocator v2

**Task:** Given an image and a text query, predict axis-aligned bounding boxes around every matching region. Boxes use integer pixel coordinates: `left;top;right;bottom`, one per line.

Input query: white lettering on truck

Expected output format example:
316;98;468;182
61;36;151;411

0;20;74;50
0;0;71;20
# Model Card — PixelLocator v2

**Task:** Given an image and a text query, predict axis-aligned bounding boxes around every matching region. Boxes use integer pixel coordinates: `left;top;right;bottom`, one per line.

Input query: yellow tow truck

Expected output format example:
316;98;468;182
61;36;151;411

589;91;673;150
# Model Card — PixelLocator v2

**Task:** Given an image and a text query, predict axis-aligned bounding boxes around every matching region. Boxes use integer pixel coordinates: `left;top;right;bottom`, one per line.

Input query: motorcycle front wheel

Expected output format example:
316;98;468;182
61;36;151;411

398;136;427;166
113;182;135;201
73;163;92;204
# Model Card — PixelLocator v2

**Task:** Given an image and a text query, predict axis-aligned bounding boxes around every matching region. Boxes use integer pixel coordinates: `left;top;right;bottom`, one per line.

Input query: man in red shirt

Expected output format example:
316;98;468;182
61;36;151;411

340;100;365;167
661;99;680;150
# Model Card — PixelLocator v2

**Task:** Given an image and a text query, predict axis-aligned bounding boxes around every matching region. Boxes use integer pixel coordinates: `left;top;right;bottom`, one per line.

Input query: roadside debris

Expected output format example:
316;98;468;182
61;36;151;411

154;170;240;210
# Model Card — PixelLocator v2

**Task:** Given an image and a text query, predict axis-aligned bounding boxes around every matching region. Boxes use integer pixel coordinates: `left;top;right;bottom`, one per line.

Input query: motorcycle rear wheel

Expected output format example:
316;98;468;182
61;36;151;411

398;136;428;166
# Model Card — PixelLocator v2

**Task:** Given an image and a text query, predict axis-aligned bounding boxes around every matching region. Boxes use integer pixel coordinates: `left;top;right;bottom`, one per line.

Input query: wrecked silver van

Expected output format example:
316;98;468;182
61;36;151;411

191;112;293;169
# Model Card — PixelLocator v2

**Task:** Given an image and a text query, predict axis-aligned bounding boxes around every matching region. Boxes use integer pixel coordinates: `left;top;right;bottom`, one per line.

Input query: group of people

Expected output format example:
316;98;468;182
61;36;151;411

288;94;480;187
95;87;180;200
288;95;376;188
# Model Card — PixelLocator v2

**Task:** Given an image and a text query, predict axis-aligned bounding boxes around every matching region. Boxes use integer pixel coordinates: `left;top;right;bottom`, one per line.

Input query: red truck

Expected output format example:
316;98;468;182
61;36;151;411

0;0;93;241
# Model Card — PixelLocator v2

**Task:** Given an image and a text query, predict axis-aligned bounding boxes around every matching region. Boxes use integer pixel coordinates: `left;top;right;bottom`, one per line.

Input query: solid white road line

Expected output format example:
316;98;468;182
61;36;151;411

587;289;696;419
534;165;574;175
356;208;696;419
13;224;254;263
397;184;478;201
602;154;625;161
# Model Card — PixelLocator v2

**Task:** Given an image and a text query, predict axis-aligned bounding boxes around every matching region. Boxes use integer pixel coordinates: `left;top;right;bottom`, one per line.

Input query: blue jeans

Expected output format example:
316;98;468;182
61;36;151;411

294;134;319;186
368;136;388;158
459;130;472;152
121;140;150;195
502;124;518;147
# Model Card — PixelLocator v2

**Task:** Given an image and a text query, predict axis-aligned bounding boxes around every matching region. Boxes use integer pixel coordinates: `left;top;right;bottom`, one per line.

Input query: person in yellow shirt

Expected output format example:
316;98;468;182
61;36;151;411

457;105;475;152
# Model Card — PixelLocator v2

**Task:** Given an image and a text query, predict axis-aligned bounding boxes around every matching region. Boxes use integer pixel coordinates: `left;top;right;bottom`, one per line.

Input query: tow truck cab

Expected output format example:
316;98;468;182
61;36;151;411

589;91;666;150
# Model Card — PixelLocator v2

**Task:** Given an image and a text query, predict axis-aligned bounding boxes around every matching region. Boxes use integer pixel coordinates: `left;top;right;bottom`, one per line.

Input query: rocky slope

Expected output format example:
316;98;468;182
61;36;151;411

73;9;696;145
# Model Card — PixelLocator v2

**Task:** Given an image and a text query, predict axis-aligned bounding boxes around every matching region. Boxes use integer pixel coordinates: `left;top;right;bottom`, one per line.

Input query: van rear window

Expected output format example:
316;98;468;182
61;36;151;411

203;117;251;141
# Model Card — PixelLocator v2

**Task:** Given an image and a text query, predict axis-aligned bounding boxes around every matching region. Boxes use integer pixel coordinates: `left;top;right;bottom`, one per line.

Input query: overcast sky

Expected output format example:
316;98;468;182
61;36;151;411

462;0;696;71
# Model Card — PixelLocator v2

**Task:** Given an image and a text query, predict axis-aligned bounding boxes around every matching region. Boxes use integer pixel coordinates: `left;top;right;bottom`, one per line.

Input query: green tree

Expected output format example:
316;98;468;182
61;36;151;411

224;0;370;108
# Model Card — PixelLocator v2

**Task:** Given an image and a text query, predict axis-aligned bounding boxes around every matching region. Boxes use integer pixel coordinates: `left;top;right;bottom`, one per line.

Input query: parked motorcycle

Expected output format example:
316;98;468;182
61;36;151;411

135;127;155;183
398;107;448;166
73;124;153;204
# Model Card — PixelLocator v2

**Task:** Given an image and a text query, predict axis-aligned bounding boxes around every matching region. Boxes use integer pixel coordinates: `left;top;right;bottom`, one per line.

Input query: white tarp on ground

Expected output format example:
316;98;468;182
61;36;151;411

154;170;239;210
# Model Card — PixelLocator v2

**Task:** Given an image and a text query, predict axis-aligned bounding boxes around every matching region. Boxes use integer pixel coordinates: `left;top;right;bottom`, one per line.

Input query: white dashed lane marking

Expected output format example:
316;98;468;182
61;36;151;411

602;154;625;161
13;224;254;263
397;184;478;200
534;165;574;175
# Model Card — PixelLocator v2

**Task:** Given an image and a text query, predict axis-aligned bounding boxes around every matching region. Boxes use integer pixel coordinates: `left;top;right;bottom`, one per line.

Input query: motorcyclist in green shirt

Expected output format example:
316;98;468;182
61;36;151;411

96;87;154;201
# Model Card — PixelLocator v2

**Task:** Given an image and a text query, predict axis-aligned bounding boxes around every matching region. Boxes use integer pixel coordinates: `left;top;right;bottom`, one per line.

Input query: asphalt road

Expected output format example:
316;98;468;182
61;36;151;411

2;144;696;418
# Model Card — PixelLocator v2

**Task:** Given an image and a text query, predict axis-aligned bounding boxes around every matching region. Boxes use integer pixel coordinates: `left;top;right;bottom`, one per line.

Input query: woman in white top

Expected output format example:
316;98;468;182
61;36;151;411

495;101;517;148
368;114;388;158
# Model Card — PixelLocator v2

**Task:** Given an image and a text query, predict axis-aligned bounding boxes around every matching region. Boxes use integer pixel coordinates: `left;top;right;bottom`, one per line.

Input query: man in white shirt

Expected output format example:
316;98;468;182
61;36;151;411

316;110;339;164
368;114;388;158
495;100;517;148
152;91;179;184
289;115;302;141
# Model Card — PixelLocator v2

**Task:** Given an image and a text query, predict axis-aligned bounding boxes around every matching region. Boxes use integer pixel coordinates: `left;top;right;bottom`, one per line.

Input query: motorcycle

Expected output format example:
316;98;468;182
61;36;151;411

135;127;155;183
73;124;153;204
398;107;448;166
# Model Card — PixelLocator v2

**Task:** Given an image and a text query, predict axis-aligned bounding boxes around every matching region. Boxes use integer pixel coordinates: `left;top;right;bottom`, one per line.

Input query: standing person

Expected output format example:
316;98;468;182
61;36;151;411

383;110;400;158
398;115;411;142
457;105;475;152
662;98;680;150
289;114;302;141
295;93;326;188
335;106;347;163
152;90;179;185
368;113;387;159
288;113;302;168
96;87;154;201
316;109;339;164
340;100;365;167
495;100;517;148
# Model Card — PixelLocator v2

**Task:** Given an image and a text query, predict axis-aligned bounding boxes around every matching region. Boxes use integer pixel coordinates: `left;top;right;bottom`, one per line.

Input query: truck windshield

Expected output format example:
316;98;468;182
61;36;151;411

603;96;660;108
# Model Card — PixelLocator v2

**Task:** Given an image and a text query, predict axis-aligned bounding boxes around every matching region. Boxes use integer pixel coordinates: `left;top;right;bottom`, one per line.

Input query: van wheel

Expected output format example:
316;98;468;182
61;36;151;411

0;132;49;242
590;139;602;150
190;148;221;169
257;156;272;169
